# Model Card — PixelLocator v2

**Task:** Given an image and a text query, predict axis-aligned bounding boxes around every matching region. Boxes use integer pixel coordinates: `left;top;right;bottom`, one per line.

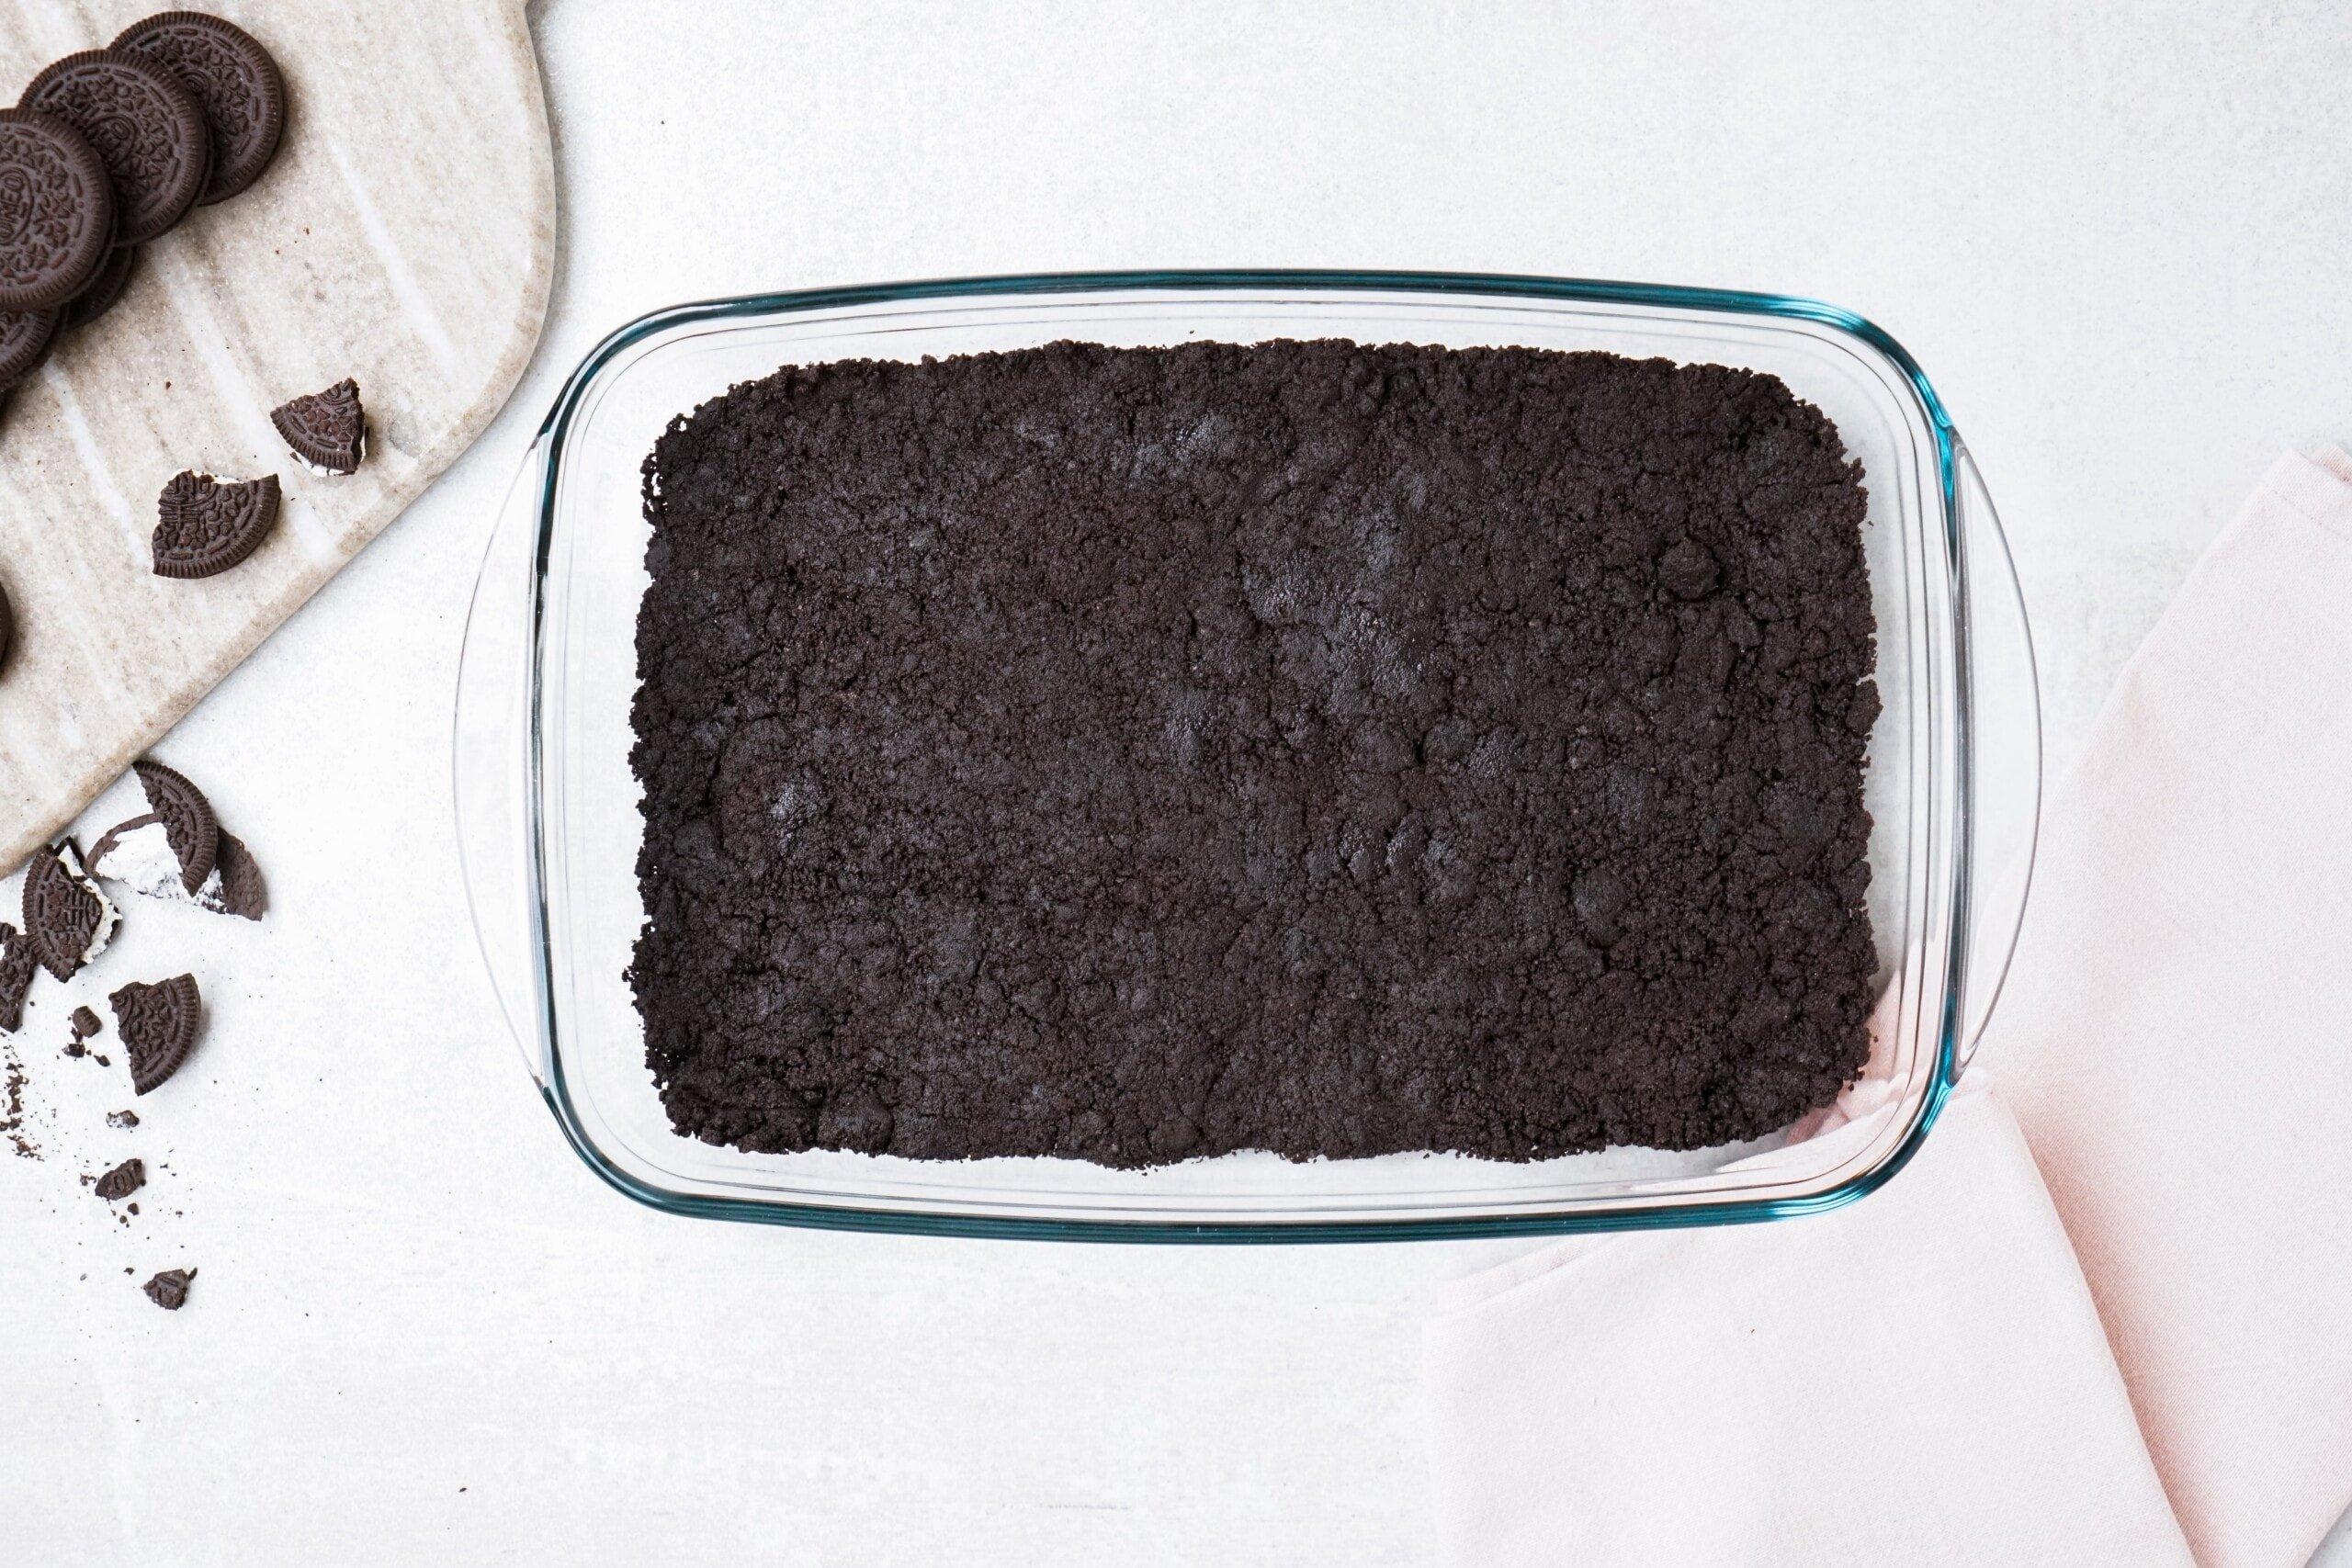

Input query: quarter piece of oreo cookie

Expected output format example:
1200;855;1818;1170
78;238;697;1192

95;1156;144;1201
61;243;135;331
0;107;114;311
213;829;266;920
23;840;118;982
130;758;219;892
108;973;201;1096
0;922;35;1032
112;13;284;206
270;378;364;476
20;51;210;246
152;470;278;578
141;1266;195;1309
0;306;58;389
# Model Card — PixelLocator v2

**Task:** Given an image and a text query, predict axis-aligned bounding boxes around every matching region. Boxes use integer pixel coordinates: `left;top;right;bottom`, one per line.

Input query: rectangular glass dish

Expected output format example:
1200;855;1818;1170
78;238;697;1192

455;271;2039;1241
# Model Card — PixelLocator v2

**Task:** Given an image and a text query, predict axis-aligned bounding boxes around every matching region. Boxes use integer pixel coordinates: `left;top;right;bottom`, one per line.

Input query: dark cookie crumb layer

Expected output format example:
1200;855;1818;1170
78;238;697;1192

632;341;1878;1167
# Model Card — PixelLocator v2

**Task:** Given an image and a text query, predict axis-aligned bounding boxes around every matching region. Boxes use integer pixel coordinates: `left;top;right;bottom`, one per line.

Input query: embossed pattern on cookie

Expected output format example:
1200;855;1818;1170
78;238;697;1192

271;378;366;476
152;469;279;579
20;51;210;245
0;107;113;310
113;12;284;205
109;973;202;1096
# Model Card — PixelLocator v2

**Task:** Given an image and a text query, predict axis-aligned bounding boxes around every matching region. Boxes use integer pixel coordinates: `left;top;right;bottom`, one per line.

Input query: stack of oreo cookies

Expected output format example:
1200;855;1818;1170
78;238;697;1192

0;12;287;406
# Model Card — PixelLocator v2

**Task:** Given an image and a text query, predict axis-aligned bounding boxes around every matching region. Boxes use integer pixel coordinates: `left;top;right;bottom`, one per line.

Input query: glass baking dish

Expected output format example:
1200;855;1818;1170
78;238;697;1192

454;270;2039;1242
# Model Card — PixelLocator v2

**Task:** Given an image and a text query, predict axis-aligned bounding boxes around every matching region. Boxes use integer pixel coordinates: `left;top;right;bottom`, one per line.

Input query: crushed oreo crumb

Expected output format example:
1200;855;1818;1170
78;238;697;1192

94;1156;143;1201
141;1267;194;1310
632;342;1878;1166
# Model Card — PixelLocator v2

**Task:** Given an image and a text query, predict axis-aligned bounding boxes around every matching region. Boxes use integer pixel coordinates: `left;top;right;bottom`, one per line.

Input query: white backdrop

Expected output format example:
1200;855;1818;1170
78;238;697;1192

6;3;2349;1562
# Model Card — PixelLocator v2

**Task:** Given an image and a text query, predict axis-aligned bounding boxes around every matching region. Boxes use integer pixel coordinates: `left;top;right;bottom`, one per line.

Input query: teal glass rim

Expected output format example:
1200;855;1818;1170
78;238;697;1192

475;268;2034;1244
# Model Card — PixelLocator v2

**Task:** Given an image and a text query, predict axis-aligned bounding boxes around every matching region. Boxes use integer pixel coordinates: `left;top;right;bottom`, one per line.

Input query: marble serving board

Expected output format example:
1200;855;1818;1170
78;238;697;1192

0;0;553;867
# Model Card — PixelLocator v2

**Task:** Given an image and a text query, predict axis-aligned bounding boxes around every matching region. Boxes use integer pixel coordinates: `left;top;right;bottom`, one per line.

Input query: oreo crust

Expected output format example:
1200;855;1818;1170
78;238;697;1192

0;107;114;311
632;342;1880;1164
0;923;35;1032
270;378;365;475
132;759;220;893
112;12;285;206
22;841;112;982
19;51;211;245
109;973;202;1096
153;470;278;579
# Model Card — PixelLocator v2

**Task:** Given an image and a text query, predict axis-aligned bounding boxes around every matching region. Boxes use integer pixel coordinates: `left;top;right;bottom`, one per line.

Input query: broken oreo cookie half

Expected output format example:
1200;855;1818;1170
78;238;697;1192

153;470;278;579
270;378;365;476
109;973;201;1096
90;759;266;920
22;840;117;982
130;758;217;892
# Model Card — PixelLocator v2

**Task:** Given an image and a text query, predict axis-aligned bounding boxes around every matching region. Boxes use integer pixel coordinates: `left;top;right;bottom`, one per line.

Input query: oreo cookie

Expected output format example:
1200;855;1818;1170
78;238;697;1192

60;243;135;331
0;107;114;311
108;973;201;1096
141;1267;195;1310
152;469;278;578
0;305;57;389
70;1005;101;1042
0;923;35;1032
270;378;365;476
131;758;218;892
22;840;117;982
20;51;211;246
112;13;285;206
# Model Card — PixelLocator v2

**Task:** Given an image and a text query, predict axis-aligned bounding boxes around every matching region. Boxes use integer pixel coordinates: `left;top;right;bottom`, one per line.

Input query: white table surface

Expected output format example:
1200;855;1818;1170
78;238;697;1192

6;2;2350;1562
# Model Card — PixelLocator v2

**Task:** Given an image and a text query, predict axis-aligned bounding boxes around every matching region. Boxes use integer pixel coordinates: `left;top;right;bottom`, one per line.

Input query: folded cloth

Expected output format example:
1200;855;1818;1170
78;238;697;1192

1424;451;2352;1565
1981;449;2352;1567
1423;1081;2191;1567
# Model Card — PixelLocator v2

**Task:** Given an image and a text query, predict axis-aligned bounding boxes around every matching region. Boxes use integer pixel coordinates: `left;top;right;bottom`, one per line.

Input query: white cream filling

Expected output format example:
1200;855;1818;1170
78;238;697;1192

89;819;231;914
55;841;118;963
294;426;365;478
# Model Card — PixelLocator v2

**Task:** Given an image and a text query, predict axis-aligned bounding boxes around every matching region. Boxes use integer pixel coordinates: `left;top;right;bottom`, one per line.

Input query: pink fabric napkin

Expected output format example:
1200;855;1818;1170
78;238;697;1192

1983;448;2352;1566
1424;451;2352;1565
1425;1080;2192;1565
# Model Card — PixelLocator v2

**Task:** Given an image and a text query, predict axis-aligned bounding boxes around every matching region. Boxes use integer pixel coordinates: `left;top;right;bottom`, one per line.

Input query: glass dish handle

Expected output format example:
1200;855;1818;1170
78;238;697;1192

1952;441;2042;1072
453;441;552;1089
